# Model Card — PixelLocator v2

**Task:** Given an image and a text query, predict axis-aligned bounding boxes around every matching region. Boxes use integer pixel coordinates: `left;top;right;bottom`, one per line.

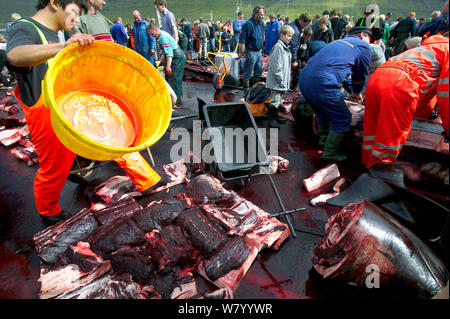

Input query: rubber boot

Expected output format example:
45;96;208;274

264;107;280;128
321;130;347;162
317;125;330;149
41;210;74;225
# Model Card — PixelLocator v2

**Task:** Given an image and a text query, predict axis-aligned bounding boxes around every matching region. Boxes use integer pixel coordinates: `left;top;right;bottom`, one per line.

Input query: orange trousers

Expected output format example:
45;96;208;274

362;67;436;168
15;88;160;216
15;87;76;216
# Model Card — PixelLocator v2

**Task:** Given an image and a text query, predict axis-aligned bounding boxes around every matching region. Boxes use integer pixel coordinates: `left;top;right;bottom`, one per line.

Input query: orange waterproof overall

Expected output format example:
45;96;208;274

362;35;449;168
15;21;161;217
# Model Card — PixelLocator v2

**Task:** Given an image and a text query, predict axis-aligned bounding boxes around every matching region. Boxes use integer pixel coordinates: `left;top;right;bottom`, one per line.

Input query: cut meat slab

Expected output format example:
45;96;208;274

170;273;198;299
63;241;107;273
186;174;234;205
39;259;111;299
110;246;154;283
94;176;140;205
10;146;38;166
56;273;145;299
91;196;142;225
0;125;29;147
303;163;341;192
203;236;251;281
176;207;228;258
89;217;147;257
146;225;201;271
198;241;259;292
200;195;289;251
33;208;99;264
405;130;449;154
267;155;290;174
131;198;186;232
309;177;346;207
137;153;202;195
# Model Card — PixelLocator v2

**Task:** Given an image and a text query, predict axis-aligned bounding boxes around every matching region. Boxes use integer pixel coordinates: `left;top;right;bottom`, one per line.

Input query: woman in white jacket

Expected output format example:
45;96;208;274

265;25;294;128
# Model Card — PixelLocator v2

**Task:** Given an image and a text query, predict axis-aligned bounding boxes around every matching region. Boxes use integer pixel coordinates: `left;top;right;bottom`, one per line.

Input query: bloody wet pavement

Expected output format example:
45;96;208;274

0;80;448;299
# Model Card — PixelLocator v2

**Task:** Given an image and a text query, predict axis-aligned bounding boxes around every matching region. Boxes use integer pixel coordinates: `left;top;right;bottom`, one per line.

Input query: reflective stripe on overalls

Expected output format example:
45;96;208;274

361;38;447;169
360;18;379;28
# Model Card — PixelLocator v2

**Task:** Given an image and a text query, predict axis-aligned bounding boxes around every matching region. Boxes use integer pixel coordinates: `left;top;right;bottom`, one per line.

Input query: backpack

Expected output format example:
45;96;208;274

244;83;271;117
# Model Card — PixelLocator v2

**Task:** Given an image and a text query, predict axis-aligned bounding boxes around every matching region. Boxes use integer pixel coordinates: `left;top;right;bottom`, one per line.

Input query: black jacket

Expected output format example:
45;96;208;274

330;17;347;40
312;28;334;43
297;36;311;64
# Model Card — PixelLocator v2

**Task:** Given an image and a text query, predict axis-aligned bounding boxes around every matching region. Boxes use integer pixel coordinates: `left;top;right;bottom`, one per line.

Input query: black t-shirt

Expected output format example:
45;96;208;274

6;18;61;107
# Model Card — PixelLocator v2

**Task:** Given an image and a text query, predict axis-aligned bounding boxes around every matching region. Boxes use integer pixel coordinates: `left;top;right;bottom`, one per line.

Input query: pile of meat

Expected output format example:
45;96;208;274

183;60;217;82
34;173;289;299
183;54;269;83
0;90;38;166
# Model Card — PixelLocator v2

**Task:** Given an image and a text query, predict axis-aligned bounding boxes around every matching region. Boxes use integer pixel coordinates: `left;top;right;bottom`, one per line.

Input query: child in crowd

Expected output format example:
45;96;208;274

264;25;294;128
220;28;232;52
297;26;313;69
312;17;334;43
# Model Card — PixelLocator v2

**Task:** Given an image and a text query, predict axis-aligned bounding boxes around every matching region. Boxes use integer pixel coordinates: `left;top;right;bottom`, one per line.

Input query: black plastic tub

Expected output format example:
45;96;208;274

202;102;270;181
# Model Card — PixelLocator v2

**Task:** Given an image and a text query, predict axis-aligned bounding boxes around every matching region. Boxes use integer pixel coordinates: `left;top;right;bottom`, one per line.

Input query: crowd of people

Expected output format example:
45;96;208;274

0;0;448;224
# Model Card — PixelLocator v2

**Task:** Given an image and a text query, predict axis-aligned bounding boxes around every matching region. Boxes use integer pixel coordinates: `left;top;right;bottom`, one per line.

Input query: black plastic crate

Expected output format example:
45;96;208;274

202;102;270;180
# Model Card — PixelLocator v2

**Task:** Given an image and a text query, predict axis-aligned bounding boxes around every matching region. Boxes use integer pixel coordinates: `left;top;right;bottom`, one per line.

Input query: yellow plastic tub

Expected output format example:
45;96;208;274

42;41;172;161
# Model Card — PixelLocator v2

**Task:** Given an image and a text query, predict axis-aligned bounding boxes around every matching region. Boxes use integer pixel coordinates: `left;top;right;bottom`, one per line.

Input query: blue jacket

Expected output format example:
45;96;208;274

233;18;245;35
133;19;156;65
265;19;280;54
110;22;128;46
182;22;193;40
289;19;306;62
239;17;265;51
417;13;449;37
303;35;372;94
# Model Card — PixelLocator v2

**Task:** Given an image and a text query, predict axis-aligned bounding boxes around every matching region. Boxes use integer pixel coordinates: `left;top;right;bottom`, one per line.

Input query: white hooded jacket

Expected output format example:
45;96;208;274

265;39;292;91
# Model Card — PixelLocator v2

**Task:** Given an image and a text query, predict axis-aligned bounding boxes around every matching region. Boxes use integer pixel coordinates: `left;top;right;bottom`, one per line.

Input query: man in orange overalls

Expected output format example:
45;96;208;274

7;0;165;225
362;34;449;169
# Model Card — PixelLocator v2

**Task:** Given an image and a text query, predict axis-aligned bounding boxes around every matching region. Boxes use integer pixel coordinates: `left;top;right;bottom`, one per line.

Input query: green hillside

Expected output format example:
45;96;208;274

1;0;447;30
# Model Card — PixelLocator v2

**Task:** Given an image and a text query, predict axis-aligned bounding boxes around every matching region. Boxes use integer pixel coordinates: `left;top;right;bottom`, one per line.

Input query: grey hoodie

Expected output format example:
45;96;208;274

265;39;292;91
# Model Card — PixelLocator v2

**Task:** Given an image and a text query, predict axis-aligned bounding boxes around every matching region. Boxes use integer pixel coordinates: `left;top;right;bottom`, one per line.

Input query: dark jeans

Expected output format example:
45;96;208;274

243;50;262;82
291;65;300;90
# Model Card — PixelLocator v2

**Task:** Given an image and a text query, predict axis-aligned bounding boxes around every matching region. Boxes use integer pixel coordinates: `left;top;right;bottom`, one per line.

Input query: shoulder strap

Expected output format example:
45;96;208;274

19;19;48;45
19;19;54;67
336;39;354;48
370;18;379;28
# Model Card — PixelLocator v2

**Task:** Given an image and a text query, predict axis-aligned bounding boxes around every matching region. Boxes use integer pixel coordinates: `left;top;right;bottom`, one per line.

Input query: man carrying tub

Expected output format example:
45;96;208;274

7;0;167;225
